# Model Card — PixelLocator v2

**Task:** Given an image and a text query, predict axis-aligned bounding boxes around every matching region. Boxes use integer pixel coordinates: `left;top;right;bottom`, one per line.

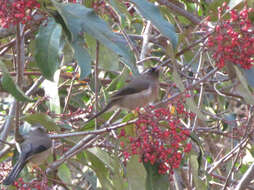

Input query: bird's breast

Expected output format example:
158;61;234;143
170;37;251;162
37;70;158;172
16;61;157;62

29;147;52;166
117;83;159;110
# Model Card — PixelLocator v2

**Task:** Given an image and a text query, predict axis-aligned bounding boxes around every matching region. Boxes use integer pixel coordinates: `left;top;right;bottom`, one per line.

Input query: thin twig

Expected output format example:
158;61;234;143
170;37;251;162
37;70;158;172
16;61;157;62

94;40;100;129
222;146;242;190
0;139;15;147
139;20;152;72
15;23;25;143
191;50;204;132
235;163;254;190
25;76;45;96
210;173;254;190
47;118;137;173
118;24;140;61
208;138;249;174
50;118;137;139
155;67;218;107
157;0;201;25
63;65;78;113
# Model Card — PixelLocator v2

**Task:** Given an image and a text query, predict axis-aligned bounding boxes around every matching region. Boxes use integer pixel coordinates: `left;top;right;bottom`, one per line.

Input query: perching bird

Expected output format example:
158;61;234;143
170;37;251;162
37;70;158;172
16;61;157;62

3;124;52;185
87;67;160;122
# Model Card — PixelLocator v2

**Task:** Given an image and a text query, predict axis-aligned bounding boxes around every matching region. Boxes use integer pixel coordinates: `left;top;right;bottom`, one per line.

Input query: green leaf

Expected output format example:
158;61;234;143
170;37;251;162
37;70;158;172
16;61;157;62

190;153;207;189
71;40;92;79
127;155;146;190
0;61;34;102
143;162;169;190
130;0;178;49
57;163;72;185
88;147;115;171
234;66;254;105
35;18;62;81
22;113;60;132
189;132;204;175
85;34;119;72
51;0;138;76
85;151;114;189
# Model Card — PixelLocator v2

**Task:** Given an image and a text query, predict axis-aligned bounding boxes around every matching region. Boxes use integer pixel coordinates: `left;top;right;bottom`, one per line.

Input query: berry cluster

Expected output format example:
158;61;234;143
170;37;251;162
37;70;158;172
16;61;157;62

13;177;48;190
0;0;40;28
205;3;254;69
120;98;193;175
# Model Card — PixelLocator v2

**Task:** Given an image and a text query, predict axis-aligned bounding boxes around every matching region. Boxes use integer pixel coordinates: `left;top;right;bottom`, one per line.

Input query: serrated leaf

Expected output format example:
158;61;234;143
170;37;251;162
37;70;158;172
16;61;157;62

57;163;72;184
127;155;146;190
143;162;169;190
35;18;62;81
0;61;34;102
51;0;138;76
130;0;178;49
234;66;254;105
22;113;59;132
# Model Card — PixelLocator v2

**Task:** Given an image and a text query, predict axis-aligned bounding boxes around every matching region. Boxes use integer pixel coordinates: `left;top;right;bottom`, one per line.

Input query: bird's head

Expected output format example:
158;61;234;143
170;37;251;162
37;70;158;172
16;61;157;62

145;66;160;79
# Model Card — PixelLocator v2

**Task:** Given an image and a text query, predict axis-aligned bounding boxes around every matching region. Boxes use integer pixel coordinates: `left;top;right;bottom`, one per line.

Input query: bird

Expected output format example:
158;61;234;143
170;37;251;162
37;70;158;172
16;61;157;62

2;124;52;185
87;67;160;122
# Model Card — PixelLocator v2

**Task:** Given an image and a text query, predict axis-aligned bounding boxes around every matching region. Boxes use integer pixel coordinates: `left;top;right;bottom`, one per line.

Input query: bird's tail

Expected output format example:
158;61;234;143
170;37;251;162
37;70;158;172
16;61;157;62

3;155;27;185
86;101;114;124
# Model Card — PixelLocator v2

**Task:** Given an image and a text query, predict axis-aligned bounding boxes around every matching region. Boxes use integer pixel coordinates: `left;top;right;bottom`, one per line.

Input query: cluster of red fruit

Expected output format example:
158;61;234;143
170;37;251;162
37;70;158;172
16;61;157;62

0;0;40;28
120;98;193;175
205;3;254;69
12;177;49;190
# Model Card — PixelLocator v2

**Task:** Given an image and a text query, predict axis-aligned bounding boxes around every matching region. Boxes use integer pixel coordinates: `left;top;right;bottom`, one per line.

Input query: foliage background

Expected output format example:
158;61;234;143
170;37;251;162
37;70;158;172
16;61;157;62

0;0;254;189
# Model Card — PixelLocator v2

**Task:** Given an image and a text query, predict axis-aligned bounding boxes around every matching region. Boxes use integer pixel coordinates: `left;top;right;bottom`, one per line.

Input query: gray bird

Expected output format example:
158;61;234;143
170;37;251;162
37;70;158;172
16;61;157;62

87;67;160;122
3;124;52;185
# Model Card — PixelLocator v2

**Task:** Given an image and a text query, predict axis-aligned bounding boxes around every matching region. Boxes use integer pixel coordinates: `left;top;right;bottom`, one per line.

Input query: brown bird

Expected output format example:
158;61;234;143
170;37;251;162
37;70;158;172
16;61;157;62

87;67;160;122
3;124;52;185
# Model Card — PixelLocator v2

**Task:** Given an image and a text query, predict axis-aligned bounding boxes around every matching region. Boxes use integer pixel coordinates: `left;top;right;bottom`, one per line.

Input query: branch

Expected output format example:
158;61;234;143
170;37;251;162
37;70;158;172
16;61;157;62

157;0;201;25
50;119;137;139
235;163;254;190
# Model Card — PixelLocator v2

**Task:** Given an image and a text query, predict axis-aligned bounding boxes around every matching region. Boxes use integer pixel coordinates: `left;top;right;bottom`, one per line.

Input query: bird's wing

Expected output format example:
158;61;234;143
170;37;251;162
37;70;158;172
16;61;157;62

21;137;51;161
111;79;150;98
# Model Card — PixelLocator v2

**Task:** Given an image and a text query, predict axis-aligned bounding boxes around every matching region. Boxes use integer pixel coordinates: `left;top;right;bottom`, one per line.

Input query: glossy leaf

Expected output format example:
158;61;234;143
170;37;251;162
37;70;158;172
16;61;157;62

130;0;178;49
35;18;62;81
0;61;33;102
85;34;119;72
52;0;138;76
71;40;92;79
